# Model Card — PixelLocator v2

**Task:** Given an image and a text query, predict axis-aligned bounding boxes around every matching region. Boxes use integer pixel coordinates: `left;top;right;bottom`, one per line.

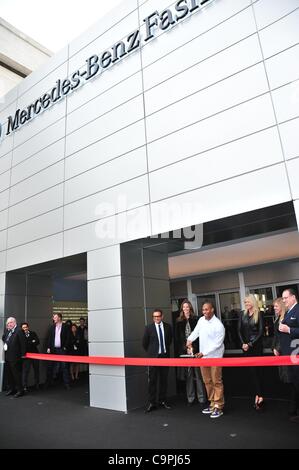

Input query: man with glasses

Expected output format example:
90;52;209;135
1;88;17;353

279;288;299;422
142;309;172;412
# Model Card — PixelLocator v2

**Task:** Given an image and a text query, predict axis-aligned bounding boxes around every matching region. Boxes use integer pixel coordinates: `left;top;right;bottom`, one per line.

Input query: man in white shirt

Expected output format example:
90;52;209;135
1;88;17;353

186;302;225;418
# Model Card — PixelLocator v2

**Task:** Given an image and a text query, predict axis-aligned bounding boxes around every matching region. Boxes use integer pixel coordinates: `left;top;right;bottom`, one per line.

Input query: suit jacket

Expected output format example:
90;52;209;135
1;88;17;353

47;323;71;353
23;330;40;353
142;322;172;358
279;304;299;355
2;327;26;361
175;317;199;356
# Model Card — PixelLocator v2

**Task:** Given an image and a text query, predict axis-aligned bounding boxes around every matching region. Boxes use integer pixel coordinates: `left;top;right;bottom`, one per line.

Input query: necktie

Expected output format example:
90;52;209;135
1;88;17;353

6;330;13;343
158;324;165;354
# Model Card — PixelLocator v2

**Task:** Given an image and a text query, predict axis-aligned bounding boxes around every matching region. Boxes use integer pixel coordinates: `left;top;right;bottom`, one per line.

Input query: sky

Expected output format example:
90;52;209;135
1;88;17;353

0;0;124;52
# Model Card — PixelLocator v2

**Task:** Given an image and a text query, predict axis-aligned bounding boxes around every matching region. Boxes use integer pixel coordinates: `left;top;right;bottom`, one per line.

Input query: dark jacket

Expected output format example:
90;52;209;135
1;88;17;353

279;304;299;356
23;330;40;353
142;322;172;357
238;311;263;353
2;327;26;361
175;317;199;356
47;323;71;353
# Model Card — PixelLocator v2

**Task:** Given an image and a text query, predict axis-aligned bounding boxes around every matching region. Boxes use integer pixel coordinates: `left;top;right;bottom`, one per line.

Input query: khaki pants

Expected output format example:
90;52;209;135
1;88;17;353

200;366;224;410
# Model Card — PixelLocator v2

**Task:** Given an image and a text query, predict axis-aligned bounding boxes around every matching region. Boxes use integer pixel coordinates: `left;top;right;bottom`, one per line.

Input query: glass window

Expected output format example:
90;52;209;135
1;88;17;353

219;292;241;349
276;283;299;299
249;287;274;348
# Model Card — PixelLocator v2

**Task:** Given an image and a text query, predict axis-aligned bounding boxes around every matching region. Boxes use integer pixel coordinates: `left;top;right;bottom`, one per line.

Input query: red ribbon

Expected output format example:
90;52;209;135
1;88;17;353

25;353;299;367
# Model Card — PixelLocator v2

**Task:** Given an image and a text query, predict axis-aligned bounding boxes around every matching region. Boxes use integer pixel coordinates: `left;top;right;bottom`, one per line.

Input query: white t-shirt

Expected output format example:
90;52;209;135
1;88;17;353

187;315;225;358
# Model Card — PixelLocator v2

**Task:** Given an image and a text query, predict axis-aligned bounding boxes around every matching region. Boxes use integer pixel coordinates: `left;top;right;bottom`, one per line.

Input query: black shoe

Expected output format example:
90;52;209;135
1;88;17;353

13;391;24;398
5;390;14;396
159;401;171;410
187;401;195;407
145;403;157;413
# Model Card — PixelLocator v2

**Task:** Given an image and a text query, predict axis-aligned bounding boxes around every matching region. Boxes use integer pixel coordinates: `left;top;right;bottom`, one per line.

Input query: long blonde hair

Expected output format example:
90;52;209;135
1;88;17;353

273;297;286;320
244;294;260;324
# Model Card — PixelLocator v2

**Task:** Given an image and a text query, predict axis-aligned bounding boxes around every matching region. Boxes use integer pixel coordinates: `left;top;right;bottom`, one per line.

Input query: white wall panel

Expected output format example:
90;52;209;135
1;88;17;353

145;34;262;114
148;94;276;171
64;205;151;255
6;233;63;272
8;184;63;227
272;80;299;123
258;9;299;59
0;272;5;295
0;135;13;160
253;0;299;30
66;95;144;157
11;139;65;185
7;208;63;249
149;127;283;202
0;251;5;273
67;72;143;135
0;190;9;212
0;210;8;231
0;230;6;252
12;119;65;166
65;147;147;204
88;308;123;342
140;0;252;68
0;153;11;176
151;163;291;235
0;170;10;193
65;121;146;179
146;63;268;141
64;174;149;230
143;8;258;91
265;44;299;90
9;161;64;206
69;1;138;58
87;245;121;281
279;118;299;160
88;277;122;310
287;158;299;199
13;101;66;149
89;374;126;411
0;87;18;114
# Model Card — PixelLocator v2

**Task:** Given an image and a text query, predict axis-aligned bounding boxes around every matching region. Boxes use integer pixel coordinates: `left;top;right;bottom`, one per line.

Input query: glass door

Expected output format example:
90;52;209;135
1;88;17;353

219;292;241;350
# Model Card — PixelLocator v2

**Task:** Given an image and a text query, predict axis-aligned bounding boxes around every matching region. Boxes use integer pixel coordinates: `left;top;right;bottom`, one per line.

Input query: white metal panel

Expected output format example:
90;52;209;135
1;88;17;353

7;208;63;249
8;184;64;227
9;160;64;206
143;8;258;91
88;309;124;343
150;163;291;235
258;9;299;59
0;272;5;295
87;245;121;281
265;44;299;90
12;119;65;166
272;80;299;123
0;170;10;193
88;277;122;310
89;374;127;411
0;251;5;273
65;147;147;204
146;63;269;141
279;118;299;160
148;94;276;171
0;153;12;176
287;157;299;199
65;120;146;179
145;34;262;114
6;233;63;272
11;139;65;186
0;230;6;252
0;210;8;231
253;0;299;30
64;174;149;230
0;190;9;212
149;127;283;202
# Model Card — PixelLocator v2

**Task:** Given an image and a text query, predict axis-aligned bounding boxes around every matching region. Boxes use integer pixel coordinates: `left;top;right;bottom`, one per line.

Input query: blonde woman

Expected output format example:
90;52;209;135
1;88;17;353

272;298;289;384
238;294;264;410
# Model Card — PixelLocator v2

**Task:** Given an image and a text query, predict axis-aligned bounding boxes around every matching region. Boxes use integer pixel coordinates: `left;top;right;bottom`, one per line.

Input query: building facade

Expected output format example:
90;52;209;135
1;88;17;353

0;0;299;411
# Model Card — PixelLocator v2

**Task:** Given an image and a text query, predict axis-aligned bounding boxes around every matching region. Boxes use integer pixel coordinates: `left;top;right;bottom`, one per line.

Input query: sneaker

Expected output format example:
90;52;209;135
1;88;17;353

210;408;223;419
202;406;213;414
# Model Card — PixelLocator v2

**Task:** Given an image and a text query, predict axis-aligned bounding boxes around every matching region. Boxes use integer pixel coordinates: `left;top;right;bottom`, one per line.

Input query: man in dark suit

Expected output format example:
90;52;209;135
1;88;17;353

279;288;299;422
142;309;172;412
2;317;26;398
45;313;71;389
21;322;40;391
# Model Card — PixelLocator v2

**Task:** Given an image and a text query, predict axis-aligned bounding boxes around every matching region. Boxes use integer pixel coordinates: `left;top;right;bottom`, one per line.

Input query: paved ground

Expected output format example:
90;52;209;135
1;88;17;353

0;377;298;449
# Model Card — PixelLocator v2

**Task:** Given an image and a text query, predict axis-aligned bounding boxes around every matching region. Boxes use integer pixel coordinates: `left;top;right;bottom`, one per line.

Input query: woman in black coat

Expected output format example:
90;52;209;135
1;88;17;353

238;294;264;410
175;299;206;406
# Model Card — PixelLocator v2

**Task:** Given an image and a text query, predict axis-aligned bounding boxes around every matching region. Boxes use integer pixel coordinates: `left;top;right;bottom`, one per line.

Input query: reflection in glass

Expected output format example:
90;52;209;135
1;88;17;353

219;292;241;349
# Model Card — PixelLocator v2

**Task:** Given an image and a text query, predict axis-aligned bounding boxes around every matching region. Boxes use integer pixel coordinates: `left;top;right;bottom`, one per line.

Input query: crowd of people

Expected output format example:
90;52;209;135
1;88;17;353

2;288;299;423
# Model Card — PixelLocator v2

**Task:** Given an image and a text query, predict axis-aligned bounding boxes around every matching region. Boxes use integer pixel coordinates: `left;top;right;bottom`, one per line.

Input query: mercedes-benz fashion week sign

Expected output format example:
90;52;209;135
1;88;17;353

0;0;211;141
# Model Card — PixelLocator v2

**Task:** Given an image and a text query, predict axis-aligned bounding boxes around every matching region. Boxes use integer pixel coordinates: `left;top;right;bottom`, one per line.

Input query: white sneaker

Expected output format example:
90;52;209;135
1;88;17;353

210;408;223;418
202;406;213;414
